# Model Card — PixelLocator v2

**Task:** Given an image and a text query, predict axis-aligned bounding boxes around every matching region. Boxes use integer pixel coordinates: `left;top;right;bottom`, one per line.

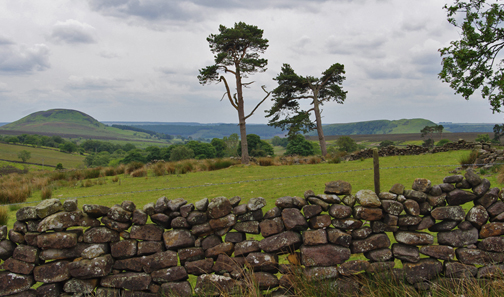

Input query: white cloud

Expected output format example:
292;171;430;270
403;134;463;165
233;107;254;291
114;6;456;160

49;19;96;44
0;43;50;74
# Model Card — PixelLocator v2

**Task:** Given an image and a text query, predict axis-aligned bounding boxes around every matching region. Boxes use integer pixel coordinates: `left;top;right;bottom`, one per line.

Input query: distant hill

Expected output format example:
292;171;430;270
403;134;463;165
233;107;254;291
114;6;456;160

130;123;286;139
442;123;496;133
0;109;156;141
308;118;437;136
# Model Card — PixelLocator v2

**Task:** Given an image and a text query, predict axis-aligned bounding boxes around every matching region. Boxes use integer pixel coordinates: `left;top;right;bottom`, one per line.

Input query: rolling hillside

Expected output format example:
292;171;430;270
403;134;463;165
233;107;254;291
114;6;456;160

308;118;438;136
0;109;161;142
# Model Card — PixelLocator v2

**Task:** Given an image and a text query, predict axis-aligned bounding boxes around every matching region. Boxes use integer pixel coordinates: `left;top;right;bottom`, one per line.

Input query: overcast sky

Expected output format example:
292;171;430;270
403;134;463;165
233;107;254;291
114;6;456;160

0;0;502;125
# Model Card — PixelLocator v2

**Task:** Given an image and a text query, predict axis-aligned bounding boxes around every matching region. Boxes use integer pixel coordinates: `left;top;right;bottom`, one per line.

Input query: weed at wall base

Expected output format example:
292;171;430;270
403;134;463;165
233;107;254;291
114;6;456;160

41;187;52;200
0;206;7;225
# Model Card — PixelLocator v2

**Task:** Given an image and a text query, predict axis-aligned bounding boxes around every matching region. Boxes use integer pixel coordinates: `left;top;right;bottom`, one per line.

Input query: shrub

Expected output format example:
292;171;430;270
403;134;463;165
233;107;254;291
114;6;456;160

130;167;147;177
51;171;68;182
82;180;93;187
285;135;315;156
459;150;480;168
112;176;119;183
115;164;126;175
126;162;144;174
0;206;7;226
175;161;194;174
84;168;101;179
170;146;195;161
258;157;273;166
55;163;63;170
378;140;394;148
475;133;491;143
422;138;434;148
102;167;117;177
152;162;166;176
307;156;322;164
336;136;358;152
41;187;52;200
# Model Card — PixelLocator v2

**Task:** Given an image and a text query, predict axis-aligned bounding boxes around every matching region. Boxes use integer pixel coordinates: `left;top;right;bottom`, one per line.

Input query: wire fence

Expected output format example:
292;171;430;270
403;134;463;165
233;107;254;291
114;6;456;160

7;162;502;207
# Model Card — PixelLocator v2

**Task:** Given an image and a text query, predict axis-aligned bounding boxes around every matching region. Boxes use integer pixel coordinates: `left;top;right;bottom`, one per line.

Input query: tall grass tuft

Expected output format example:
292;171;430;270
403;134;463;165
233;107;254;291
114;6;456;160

83;167;101;179
206;159;236;171
102;167;117;177
307;156;322;164
258;157;273;166
130;167;147;177
459;150;480;168
165;163;176;175
0;206;8;225
41;187;52;199
152;162;166;176
175;161;194;175
115;164;126;175
126;162;144;174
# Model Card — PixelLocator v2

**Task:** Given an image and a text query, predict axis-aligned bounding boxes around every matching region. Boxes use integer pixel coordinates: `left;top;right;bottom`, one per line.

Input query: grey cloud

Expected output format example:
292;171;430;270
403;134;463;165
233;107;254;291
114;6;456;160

0;43;50;74
49;20;96;44
99;51;120;59
87;0;327;22
0;36;13;45
356;60;403;79
326;35;388;58
66;76;124;90
0;82;10;92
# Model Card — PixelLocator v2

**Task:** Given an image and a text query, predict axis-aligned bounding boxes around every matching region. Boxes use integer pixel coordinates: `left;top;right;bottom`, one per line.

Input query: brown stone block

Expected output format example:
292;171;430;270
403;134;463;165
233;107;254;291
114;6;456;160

350;233;390;254
301;244;350;267
141;250;178;273
394;231;434;246
0;272;34;296
178;247;204;265
234;240;260;257
246;252;278;272
3;258;35;275
205;242;234;259
403;258;442;284
163;229;195;250
83;227;120;243
34;260;70;283
337;260;370;276
327;228;351;247
68;254;113;279
111;239;137;259
259;231;302;254
233;221;260;234
419;245;455;260
302;229;327;246
100;272;152;290
253;272;279;290
456;248;504;265
282;208;308;231
160;281;192;297
309;215;331;229
353;206;383;221
259;217;284;237
37;232;78;250
13;245;39;263
331;218;363;230
185;258;214;275
151;266;188;283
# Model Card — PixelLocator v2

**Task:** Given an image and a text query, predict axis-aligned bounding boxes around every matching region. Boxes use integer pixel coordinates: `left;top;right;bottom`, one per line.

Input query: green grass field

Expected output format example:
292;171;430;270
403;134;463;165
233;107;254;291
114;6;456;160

0;143;85;168
6;149;492;224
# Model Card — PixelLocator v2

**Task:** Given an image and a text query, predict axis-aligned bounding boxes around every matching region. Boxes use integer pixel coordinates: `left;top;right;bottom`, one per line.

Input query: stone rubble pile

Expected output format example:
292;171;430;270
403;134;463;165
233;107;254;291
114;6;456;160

1;170;504;296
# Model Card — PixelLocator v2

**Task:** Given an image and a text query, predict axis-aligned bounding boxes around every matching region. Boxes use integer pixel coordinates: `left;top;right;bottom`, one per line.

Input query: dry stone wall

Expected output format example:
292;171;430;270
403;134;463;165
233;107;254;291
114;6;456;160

2;169;504;296
347;140;492;161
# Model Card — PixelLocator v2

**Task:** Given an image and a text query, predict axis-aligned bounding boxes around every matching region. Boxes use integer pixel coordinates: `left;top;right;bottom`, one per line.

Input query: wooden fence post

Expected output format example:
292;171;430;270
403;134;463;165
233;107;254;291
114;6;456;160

373;148;380;195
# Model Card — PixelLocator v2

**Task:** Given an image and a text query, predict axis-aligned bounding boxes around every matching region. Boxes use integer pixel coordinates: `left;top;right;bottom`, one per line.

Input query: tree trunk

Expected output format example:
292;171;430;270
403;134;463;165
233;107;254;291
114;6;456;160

235;66;250;164
313;96;327;156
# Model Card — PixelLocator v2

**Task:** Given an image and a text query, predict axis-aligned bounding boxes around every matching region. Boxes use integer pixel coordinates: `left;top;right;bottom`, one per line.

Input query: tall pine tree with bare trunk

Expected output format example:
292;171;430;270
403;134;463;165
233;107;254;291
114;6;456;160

266;63;347;156
198;22;270;164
